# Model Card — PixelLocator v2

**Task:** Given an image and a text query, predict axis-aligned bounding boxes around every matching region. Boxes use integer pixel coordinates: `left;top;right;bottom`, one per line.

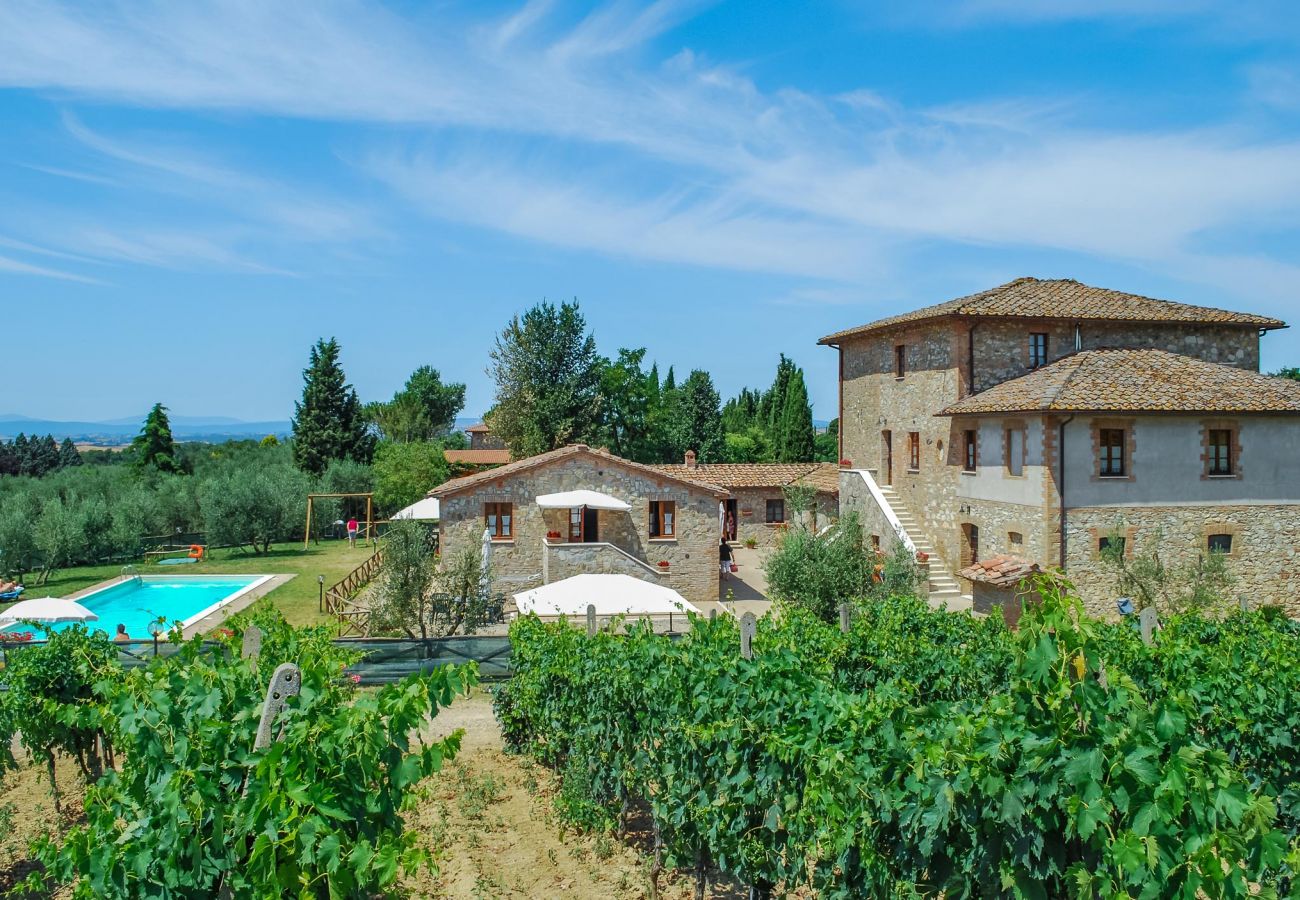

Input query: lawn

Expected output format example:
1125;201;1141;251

9;539;372;628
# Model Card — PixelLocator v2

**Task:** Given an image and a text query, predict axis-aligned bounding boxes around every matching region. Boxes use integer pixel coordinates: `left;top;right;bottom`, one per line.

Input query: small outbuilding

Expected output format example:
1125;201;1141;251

958;554;1041;627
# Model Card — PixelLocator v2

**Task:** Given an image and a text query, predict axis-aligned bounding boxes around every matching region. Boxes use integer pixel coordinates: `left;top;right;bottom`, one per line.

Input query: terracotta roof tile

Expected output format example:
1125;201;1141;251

819;277;1286;344
430;445;728;499
650;462;839;492
940;348;1300;416
959;555;1041;587
465;423;491;433
444;449;511;466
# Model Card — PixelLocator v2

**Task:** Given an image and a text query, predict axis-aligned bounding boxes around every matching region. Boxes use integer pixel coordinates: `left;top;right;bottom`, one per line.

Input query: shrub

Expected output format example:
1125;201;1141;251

30;614;475;898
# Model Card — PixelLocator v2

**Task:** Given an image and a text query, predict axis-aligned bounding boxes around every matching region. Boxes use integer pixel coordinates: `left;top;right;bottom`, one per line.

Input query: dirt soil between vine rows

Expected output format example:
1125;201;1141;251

406;689;749;899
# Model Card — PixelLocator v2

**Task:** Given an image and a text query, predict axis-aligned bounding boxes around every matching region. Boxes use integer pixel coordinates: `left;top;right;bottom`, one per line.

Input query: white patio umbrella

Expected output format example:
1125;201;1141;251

0;596;98;625
513;574;700;618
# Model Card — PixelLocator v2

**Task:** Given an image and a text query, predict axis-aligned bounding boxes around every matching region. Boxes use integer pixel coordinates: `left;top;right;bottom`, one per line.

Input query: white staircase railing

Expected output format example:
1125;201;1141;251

849;469;917;554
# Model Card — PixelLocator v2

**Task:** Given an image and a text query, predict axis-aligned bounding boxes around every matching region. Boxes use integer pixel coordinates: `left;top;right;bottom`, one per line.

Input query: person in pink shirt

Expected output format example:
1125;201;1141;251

347;517;358;548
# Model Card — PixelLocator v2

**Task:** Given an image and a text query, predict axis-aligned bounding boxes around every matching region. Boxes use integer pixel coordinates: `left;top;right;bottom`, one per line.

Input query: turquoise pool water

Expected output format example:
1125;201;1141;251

10;575;269;639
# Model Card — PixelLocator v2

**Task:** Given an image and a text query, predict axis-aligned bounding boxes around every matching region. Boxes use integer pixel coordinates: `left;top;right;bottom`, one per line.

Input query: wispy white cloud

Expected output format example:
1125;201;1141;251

0;251;103;284
0;0;1297;301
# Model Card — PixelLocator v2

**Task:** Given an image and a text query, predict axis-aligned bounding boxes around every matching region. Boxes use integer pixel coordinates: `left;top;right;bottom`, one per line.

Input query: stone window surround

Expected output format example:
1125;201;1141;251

765;498;786;524
1089;524;1136;560
907;431;921;472
1003;418;1028;480
1200;521;1242;557
894;343;906;379
1091;418;1136;482
1007;530;1025;550
1199;419;1243;481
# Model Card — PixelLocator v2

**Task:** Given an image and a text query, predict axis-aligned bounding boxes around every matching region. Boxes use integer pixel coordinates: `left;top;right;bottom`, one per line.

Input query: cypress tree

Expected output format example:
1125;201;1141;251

13;434;30;475
776;369;816;462
763;355;796;441
59;437;83;468
292;337;374;476
662;366;676;392
671;370;724;463
132;404;182;473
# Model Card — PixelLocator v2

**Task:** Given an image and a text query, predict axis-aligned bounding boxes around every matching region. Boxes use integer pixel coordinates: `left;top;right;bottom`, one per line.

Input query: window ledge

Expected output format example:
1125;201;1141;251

1206;474;1240;479
763;522;786;527
906;468;920;474
961;469;977;476
490;539;515;545
648;537;678;543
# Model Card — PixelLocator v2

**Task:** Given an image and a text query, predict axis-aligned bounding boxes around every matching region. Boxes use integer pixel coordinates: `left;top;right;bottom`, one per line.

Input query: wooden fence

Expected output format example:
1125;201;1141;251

323;549;384;636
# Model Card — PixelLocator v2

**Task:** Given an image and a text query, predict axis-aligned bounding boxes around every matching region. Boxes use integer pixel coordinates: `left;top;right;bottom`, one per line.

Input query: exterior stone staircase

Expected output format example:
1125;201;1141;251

876;485;970;610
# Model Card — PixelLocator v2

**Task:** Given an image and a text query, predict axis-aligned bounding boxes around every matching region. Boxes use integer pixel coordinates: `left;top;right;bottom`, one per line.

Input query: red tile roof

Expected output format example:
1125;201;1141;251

819;277;1286;344
650;462;839;493
444;448;511;466
940;348;1300;416
959;555;1041;588
465;423;491;433
429;445;728;498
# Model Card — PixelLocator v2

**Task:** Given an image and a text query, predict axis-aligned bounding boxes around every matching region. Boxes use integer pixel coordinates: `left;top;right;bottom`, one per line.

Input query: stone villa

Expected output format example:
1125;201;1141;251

820;277;1300;616
428;445;728;606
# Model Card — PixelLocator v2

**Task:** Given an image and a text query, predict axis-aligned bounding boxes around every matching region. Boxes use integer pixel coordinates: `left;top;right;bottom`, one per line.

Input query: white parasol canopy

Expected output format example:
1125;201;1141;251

535;489;631;511
392;497;440;521
513;574;699;618
0;596;98;625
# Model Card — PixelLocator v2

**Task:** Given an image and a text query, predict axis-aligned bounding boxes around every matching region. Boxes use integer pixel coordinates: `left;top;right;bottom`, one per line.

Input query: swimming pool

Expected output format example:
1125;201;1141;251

13;575;273;639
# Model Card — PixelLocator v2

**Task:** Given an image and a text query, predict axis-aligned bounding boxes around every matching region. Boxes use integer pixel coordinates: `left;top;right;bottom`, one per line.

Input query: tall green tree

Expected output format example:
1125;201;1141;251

597;348;654;460
291;338;373;476
366;367;466;443
487;300;602;457
776;369;816;462
371;441;450;514
668;369;724;463
721;387;761;434
58;437;83;469
131;404;182;474
762;355;797;438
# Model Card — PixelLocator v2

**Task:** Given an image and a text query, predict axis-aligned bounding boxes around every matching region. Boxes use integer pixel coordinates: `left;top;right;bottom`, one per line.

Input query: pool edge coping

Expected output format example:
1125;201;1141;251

61;573;297;639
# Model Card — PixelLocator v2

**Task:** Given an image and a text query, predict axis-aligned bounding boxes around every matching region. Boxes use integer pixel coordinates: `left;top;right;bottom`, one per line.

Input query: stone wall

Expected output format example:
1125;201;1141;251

1064;504;1300;618
838;324;965;571
438;453;721;606
970;319;1261;392
727;486;838;547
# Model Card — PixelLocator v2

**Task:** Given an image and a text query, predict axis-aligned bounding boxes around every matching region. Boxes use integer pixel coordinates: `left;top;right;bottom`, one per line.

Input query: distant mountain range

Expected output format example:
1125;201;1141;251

0;414;487;446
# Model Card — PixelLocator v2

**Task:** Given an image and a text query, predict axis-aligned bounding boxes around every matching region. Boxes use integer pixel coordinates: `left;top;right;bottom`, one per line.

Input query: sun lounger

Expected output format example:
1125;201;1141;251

0;586;24;601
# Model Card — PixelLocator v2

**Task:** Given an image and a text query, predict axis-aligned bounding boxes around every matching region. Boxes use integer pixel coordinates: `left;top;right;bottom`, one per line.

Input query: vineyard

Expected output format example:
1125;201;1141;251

496;578;1300;899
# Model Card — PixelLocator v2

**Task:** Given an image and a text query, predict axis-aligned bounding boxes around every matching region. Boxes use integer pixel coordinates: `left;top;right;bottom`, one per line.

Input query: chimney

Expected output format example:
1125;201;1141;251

684;449;697;469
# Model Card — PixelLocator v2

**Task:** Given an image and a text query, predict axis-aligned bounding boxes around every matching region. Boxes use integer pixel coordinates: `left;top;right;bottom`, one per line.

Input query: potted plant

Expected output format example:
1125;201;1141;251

839;458;853;468
657;560;670;568
743;536;758;550
915;550;929;563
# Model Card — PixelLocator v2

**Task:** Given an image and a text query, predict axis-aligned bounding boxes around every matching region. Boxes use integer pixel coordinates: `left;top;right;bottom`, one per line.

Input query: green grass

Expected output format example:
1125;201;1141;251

9;539;373;628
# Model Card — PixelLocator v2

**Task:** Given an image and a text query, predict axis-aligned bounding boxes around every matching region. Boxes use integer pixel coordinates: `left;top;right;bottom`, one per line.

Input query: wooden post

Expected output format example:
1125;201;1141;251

709;608;717;622
366;495;374;544
587;604;597;636
303;495;313;550
254;663;302;751
1239;596;1250;613
241;625;263;663
740;612;756;660
1139;606;1158;646
839;602;851;634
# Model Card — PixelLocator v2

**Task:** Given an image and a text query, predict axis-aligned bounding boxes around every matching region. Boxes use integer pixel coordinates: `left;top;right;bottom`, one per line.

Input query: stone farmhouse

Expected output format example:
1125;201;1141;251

428;445;728;606
652;451;839;547
820;277;1300;616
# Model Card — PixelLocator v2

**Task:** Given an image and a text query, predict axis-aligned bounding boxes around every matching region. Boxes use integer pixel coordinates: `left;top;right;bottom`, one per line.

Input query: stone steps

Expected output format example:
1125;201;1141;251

878;486;969;610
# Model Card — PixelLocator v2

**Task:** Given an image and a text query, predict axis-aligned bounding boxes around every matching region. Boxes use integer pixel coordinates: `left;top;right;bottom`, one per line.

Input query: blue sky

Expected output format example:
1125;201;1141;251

1;0;1299;424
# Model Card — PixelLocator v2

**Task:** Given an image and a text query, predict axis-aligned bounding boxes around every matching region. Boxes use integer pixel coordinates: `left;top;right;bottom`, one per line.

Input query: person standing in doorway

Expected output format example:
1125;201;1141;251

347;517;359;548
